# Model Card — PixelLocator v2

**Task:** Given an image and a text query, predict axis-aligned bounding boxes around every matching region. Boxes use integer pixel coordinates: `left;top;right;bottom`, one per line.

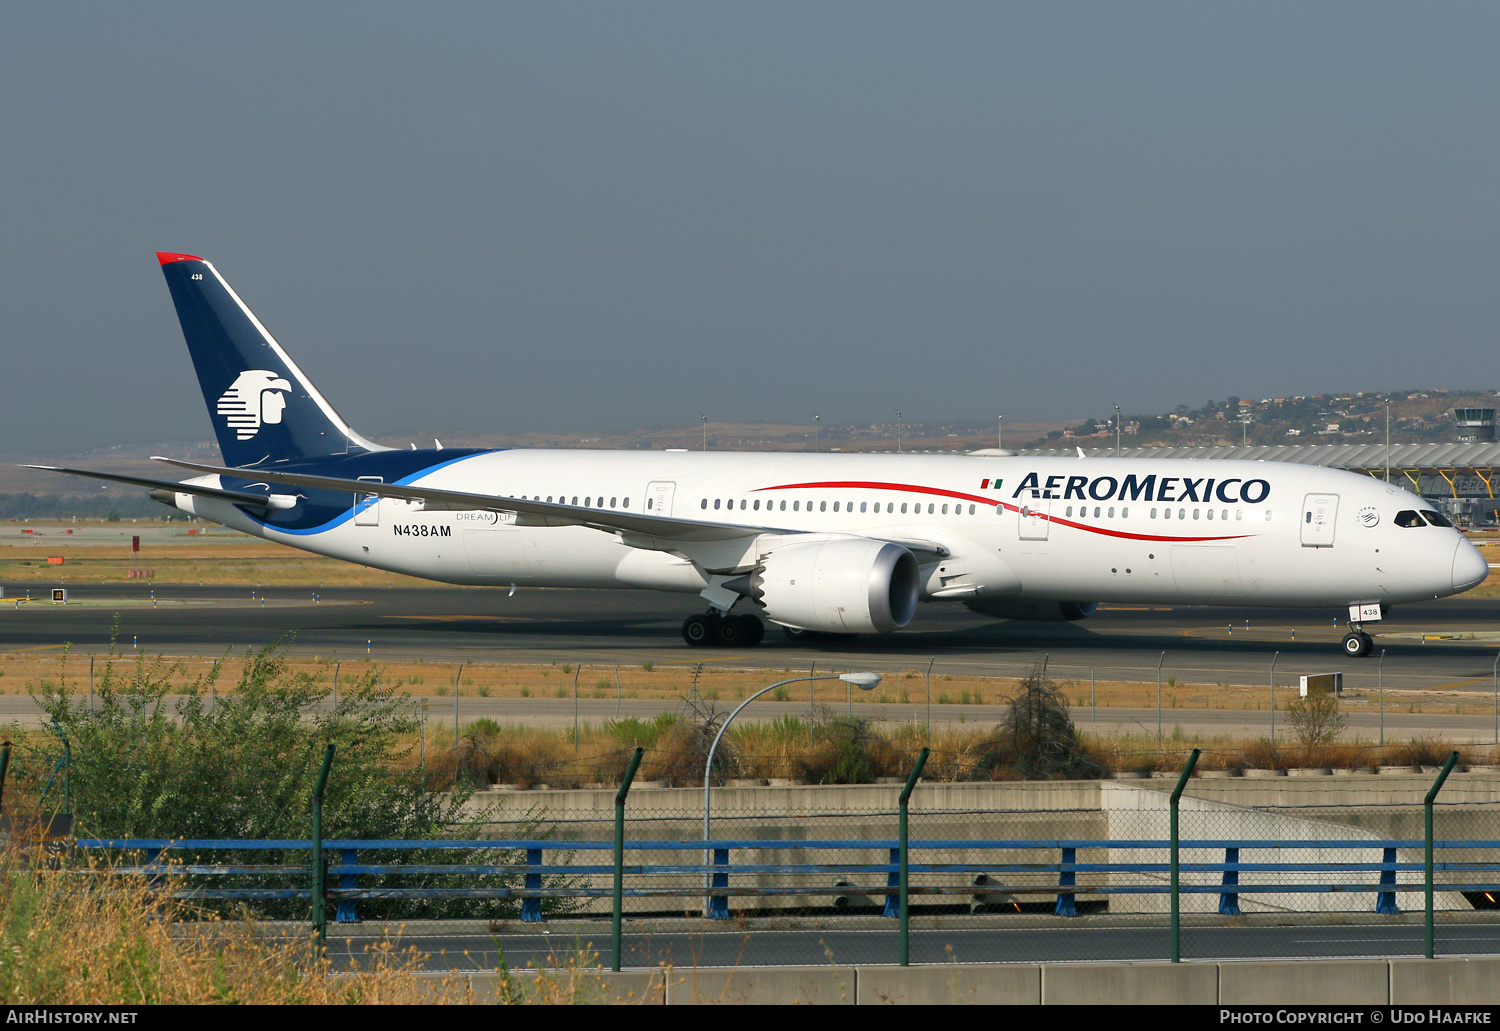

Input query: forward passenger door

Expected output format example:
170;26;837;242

1018;497;1050;541
1300;494;1338;547
647;481;675;518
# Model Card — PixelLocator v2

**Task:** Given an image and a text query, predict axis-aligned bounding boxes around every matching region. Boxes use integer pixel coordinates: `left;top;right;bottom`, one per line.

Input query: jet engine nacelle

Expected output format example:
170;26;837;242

964;598;1098;622
752;538;920;634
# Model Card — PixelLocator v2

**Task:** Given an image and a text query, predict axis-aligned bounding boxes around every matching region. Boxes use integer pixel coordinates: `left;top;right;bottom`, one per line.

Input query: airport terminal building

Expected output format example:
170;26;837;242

1023;408;1500;527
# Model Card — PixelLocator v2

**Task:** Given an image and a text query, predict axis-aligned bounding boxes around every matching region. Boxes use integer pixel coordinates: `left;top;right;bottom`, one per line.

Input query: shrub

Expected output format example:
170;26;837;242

0;845;469;1004
24;643;560;923
972;664;1106;780
1283;692;1346;751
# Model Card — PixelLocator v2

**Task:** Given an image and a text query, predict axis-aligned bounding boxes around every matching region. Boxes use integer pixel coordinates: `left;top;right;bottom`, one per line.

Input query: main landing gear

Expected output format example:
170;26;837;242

1341;629;1375;658
682;612;765;648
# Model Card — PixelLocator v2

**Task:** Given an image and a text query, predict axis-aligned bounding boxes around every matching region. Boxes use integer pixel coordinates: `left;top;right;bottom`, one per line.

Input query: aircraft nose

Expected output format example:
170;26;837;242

1453;538;1490;592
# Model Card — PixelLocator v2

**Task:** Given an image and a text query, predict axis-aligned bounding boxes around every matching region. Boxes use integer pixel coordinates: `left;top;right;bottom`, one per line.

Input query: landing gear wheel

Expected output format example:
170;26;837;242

682;614;718;647
782;625;815;643
715;615;747;647
1342;631;1374;658
739;615;765;646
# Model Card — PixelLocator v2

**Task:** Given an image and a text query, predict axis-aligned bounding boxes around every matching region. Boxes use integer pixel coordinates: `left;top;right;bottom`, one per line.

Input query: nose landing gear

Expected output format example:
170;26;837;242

1341;629;1374;658
682;612;765;647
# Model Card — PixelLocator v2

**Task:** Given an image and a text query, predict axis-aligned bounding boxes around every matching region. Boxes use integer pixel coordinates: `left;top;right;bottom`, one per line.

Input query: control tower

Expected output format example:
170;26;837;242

1454;408;1497;443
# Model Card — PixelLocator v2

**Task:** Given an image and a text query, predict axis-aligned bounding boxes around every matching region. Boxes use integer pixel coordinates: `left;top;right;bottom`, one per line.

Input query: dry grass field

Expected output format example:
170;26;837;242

0;529;431;587
0;648;1486;722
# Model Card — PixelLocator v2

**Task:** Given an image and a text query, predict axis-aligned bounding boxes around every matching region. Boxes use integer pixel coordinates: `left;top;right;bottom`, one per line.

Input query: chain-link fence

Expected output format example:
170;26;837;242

47;772;1500;970
9;723;1500;970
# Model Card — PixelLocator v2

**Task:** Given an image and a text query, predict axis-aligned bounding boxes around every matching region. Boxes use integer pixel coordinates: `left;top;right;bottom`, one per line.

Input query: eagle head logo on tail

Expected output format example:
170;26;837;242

216;370;292;441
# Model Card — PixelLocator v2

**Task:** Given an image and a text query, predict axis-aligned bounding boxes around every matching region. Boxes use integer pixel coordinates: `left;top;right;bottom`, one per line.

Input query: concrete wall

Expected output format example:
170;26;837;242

451;957;1500;1004
1104;782;1470;913
463;775;1498;917
465;773;1500;821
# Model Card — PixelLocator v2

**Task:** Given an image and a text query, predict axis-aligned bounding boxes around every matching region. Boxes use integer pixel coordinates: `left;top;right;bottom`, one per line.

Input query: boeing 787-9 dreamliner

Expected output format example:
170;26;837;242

32;253;1490;657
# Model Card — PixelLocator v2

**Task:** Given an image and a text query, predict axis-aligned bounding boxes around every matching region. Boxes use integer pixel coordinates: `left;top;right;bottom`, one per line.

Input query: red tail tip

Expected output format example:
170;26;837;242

155;251;204;265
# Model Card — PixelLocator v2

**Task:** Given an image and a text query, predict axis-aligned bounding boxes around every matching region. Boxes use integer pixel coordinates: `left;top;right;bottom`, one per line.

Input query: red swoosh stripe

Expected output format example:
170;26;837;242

753;479;1255;544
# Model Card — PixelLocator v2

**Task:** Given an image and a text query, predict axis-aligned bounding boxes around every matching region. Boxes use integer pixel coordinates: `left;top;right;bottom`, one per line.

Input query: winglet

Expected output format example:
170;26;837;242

155;251;204;265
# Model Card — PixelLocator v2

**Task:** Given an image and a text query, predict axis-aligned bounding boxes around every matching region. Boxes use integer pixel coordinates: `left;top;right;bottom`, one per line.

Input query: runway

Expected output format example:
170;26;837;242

3;581;1498;697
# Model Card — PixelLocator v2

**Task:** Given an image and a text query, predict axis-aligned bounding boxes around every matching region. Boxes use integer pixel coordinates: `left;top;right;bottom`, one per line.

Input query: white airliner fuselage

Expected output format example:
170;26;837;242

175;449;1485;631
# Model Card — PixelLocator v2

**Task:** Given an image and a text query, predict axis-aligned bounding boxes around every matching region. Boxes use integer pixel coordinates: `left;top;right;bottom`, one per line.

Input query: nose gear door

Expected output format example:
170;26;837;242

1300;494;1338;547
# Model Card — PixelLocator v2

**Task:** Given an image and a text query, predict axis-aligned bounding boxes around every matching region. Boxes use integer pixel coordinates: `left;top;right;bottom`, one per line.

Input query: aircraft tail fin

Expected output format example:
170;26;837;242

155;252;387;466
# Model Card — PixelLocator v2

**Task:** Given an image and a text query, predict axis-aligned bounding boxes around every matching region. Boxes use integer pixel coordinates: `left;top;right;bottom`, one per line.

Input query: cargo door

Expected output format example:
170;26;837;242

1018;497;1050;541
464;527;532;578
1169;545;1243;595
354;476;382;526
647;481;675;517
1300;494;1338;547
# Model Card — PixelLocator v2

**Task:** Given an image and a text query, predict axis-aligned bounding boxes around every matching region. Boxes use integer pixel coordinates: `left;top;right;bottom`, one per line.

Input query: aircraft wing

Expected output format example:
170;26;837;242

147;458;952;557
150;457;772;543
24;464;285;510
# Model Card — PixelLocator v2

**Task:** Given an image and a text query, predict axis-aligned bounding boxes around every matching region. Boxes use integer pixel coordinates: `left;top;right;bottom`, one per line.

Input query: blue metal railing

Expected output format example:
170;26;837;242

73;837;1500;923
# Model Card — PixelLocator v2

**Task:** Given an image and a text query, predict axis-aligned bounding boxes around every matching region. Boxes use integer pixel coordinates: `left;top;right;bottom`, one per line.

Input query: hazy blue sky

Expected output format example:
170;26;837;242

3;3;1498;452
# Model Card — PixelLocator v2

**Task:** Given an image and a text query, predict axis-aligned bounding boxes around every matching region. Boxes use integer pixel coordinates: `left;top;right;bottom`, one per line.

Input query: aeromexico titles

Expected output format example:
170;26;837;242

32;253;1489;658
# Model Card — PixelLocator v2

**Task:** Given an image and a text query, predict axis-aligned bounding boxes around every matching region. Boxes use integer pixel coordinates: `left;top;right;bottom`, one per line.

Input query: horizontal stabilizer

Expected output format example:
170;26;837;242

23;465;281;510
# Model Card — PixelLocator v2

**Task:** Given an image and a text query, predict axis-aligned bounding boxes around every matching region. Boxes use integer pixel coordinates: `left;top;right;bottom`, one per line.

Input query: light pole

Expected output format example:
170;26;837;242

1385;400;1391;482
702;671;881;912
896;410;903;453
1114;404;1122;457
814;414;820;453
998;415;1003;451
1270;651;1279;746
700;414;707;452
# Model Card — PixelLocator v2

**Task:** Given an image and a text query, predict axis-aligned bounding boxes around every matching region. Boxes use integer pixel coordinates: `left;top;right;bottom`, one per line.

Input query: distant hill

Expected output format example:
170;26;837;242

2;389;1493;515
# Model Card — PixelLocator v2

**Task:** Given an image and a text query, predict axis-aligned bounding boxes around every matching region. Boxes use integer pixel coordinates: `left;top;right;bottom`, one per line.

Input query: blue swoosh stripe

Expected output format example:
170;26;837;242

246;452;488;536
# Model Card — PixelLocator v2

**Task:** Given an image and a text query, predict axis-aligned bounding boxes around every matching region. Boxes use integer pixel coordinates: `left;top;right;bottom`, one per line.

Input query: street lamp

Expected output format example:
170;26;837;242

1114;404;1121;457
701;671;881;913
998;415;1003;451
814;414;820;453
895;411;903;453
1385;400;1391;482
699;413;707;452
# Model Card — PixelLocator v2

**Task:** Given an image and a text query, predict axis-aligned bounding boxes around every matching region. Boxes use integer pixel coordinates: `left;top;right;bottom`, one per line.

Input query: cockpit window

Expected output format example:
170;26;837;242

1394;510;1426;528
1421;509;1454;528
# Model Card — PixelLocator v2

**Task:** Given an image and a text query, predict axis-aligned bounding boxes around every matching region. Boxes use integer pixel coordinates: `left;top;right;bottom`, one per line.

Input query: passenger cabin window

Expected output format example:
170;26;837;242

1421;510;1454;528
1394;510;1425;528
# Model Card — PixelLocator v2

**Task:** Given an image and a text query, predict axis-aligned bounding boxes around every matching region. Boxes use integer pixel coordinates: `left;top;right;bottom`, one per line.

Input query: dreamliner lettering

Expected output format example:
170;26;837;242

1011;472;1270;505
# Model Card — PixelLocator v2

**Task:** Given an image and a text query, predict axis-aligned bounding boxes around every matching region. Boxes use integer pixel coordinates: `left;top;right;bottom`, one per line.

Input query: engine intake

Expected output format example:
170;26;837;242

751;538;920;634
